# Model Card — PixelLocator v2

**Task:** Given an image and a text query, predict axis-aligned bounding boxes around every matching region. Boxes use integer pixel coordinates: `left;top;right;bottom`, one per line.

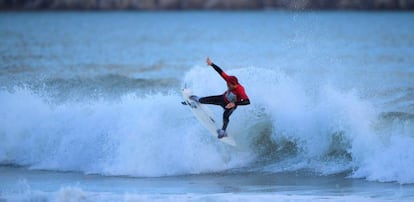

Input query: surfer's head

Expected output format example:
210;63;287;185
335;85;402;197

227;76;239;89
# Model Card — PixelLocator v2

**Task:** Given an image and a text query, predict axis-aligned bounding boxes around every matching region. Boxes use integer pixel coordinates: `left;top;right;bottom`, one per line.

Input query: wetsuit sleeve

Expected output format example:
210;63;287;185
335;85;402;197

211;63;230;81
235;99;250;106
235;86;250;106
211;63;223;74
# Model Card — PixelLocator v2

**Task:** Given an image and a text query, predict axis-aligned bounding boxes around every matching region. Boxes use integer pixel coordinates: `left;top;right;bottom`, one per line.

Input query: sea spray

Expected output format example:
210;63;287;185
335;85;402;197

0;88;253;177
185;66;414;183
1;67;414;184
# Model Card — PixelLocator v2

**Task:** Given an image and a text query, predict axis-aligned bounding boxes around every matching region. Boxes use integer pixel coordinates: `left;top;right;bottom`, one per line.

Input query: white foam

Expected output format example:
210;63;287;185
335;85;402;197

185;66;414;184
1;66;414;184
0;88;253;177
3;187;401;202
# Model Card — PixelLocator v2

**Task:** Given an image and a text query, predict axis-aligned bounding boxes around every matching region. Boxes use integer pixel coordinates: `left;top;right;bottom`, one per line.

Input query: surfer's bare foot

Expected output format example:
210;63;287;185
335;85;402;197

217;129;227;139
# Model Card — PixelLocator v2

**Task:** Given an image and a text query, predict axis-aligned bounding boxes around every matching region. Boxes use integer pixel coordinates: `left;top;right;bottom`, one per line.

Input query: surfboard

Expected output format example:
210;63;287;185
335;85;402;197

182;88;236;146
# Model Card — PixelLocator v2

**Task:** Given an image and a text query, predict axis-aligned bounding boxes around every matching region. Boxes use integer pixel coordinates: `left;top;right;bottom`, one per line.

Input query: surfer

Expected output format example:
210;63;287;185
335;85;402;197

190;57;250;139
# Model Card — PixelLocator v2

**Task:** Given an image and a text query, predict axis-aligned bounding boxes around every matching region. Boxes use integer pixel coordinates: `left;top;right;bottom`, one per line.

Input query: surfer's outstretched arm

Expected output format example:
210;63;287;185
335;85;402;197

206;57;230;80
211;63;226;77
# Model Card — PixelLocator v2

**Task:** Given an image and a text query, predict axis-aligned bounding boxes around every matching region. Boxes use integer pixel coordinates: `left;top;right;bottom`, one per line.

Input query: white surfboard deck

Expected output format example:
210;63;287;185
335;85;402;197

182;88;236;146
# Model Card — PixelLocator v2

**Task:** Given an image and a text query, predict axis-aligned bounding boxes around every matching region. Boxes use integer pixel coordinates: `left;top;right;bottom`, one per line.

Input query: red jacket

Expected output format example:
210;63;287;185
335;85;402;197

212;63;250;105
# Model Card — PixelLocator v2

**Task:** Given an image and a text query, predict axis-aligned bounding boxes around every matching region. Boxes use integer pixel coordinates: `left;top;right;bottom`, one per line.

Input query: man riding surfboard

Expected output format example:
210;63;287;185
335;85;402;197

190;57;250;139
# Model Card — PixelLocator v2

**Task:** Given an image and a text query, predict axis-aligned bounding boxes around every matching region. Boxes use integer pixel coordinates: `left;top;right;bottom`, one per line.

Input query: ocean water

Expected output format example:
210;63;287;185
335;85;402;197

1;11;414;201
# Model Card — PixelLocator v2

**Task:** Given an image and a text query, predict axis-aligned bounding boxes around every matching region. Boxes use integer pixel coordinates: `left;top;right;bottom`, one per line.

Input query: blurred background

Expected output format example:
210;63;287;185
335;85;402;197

1;0;414;10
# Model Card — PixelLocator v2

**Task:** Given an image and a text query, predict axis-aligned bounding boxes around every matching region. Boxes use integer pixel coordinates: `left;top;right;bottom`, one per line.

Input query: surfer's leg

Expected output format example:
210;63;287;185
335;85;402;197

222;107;236;131
199;95;225;106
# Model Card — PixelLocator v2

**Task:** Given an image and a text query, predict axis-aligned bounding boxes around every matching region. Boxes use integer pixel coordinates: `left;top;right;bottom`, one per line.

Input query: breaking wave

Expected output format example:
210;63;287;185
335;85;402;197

1;67;413;184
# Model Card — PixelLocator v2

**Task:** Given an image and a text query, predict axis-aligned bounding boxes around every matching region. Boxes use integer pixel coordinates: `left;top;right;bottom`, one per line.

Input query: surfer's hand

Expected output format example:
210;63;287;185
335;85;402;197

206;57;212;66
225;102;235;109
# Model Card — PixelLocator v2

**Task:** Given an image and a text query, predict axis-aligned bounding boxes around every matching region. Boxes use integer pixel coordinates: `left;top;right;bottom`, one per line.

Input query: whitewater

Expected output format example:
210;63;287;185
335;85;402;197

1;11;414;201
